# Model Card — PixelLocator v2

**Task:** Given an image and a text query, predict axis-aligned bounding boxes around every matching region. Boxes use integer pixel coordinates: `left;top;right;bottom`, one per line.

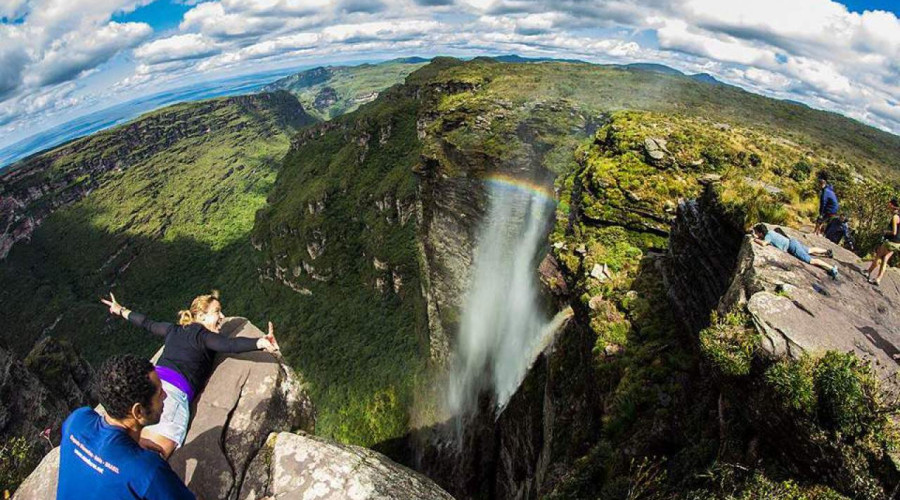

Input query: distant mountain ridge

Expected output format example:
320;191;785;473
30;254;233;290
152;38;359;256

263;57;430;121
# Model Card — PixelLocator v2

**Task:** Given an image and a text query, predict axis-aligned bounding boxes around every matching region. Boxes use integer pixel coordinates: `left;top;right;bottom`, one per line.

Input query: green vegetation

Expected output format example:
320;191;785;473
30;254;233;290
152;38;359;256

699;310;759;377
251;83;426;444
536;83;898;496
0;93;310;359
0;436;41;494
767;352;898;441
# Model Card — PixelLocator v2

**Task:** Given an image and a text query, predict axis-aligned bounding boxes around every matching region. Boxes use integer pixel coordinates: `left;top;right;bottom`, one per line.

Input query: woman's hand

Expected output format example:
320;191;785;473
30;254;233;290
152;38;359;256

100;293;126;317
257;321;281;353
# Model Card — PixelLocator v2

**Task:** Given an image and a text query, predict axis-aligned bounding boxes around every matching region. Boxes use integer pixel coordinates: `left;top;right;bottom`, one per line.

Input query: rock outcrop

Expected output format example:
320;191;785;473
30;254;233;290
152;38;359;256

666;187;900;382
241;432;453;499
721;226;900;379
168;317;315;500
13;318;452;500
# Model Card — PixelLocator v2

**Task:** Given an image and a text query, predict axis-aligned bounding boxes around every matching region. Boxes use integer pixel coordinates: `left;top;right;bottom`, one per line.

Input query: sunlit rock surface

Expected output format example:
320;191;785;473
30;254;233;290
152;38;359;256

722;226;900;379
241;431;453;499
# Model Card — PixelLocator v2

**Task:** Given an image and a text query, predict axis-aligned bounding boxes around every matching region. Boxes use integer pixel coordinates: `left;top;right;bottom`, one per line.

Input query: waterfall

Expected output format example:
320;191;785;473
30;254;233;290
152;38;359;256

447;177;556;416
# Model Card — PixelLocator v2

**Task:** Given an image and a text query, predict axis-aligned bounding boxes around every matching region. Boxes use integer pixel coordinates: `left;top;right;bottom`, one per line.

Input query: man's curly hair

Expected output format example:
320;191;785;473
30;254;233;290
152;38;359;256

98;354;156;419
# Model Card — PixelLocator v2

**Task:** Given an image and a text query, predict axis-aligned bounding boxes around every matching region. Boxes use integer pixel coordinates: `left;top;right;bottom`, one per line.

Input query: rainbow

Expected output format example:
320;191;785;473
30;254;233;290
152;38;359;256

483;173;557;205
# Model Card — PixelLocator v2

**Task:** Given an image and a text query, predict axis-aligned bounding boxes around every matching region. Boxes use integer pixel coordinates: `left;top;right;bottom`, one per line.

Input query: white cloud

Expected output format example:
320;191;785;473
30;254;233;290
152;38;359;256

134;33;220;64
27;21;152;87
0;81;82;128
3;0;900;143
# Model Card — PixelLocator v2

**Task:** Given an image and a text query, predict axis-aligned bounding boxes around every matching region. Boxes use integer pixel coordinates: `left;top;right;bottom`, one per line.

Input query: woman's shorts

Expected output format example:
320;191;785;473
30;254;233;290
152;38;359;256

787;238;812;264
144;380;190;448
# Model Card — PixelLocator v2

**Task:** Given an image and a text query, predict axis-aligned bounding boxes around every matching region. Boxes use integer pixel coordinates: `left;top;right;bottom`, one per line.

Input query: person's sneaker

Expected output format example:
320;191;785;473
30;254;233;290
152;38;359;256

829;266;838;280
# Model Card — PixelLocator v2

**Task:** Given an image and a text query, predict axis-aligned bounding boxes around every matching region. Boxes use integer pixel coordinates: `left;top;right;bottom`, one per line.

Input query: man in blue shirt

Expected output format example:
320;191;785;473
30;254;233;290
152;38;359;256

58;354;195;499
752;224;838;279
815;172;840;236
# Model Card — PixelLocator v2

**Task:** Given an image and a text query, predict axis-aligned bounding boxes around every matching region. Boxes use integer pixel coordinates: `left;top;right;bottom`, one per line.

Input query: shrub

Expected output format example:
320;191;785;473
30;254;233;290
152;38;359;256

0;436;41;494
813;351;881;438
699;310;759;376
839;180;899;257
765;356;817;417
789;160;812;182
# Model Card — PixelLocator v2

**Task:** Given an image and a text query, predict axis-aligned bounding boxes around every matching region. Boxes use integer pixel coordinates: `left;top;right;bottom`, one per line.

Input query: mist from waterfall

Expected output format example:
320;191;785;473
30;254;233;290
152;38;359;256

447;178;555;417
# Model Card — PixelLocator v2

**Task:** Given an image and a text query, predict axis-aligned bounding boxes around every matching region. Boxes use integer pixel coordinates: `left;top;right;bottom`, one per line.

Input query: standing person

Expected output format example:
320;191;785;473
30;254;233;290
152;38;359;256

815;172;840;235
101;291;279;459
57;354;195;499
864;198;900;286
751;224;838;279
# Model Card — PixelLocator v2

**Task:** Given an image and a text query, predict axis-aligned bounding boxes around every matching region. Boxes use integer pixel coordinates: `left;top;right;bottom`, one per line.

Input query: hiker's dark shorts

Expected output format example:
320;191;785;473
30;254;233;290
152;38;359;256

788;238;812;264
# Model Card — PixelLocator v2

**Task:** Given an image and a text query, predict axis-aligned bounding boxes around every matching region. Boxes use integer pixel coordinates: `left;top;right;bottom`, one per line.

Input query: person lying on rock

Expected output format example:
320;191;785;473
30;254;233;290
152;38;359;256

751;224;838;279
58;354;195;499
101;290;279;460
864;198;900;286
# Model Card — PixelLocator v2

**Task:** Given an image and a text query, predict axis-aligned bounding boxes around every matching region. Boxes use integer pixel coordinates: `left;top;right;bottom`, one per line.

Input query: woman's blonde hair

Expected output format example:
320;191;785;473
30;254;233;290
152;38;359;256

178;290;220;326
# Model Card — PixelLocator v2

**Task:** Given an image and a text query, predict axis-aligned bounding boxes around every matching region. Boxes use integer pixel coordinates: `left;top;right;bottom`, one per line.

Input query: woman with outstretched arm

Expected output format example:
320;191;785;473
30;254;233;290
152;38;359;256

101;290;279;459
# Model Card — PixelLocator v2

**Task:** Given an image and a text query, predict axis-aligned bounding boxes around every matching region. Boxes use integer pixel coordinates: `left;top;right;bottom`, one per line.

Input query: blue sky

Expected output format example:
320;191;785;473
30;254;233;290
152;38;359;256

842;0;900;15
112;0;192;32
2;0;900;153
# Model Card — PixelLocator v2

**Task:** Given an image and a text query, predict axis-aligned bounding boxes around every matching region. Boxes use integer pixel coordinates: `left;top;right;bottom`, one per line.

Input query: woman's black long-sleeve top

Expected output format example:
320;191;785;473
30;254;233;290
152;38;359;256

128;311;259;395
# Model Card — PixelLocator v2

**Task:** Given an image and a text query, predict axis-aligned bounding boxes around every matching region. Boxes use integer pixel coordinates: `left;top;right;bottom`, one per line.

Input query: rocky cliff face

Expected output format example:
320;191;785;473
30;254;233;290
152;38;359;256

380;306;601;500
0;337;96;486
661;181;746;334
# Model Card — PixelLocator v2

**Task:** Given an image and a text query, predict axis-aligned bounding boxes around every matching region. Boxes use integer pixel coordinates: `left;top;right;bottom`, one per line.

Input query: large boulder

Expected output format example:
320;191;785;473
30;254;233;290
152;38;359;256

168;317;316;500
240;432;454;499
12;447;60;499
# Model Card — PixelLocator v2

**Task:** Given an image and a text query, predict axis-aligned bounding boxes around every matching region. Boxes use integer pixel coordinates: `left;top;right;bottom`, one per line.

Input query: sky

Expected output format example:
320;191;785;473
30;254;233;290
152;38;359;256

1;0;900;154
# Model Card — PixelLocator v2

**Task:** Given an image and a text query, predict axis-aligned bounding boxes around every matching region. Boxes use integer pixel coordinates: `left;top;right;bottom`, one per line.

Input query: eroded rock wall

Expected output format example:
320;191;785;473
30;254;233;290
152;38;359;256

660;183;745;334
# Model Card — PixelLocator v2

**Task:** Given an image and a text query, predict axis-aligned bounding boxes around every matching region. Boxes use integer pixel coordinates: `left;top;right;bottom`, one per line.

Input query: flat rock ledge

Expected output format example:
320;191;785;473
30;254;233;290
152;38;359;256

721;225;900;382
